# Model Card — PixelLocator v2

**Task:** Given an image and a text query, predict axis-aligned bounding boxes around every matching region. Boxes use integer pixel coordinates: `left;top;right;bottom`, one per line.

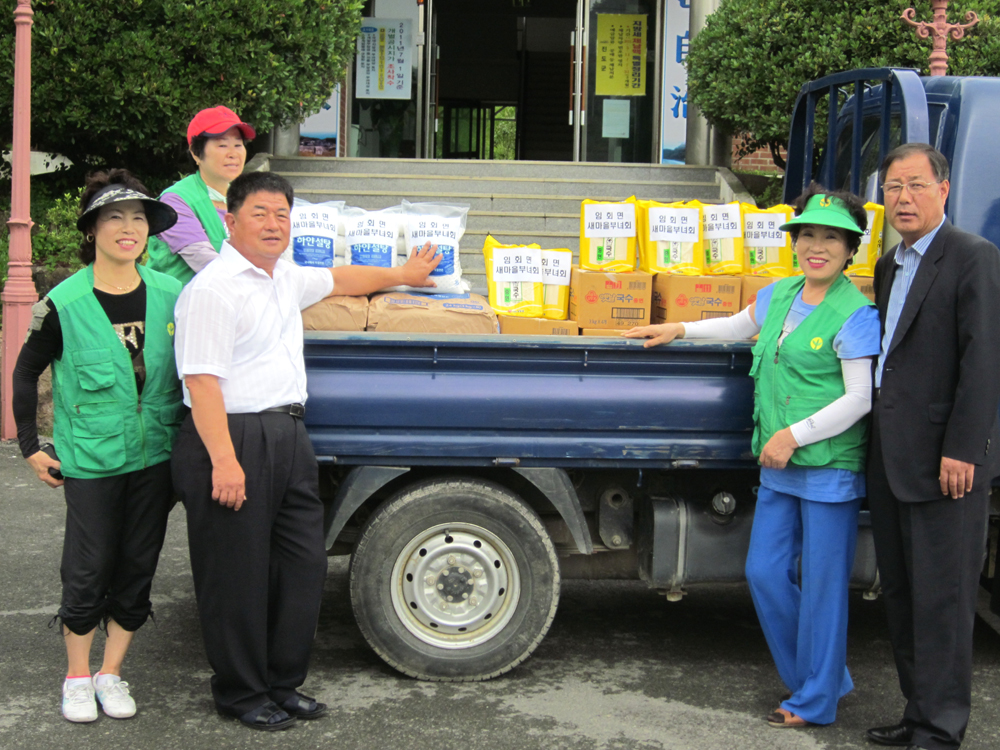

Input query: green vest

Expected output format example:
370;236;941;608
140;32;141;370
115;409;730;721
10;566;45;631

146;172;227;286
749;274;872;472
47;265;185;479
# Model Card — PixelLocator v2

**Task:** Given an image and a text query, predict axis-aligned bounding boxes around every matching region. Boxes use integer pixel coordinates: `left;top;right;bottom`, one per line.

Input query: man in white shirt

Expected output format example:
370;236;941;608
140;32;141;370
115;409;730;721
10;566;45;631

172;171;439;731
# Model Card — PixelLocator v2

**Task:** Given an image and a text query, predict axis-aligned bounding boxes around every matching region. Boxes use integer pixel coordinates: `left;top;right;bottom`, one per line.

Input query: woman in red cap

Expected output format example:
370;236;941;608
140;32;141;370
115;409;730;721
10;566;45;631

147;106;255;285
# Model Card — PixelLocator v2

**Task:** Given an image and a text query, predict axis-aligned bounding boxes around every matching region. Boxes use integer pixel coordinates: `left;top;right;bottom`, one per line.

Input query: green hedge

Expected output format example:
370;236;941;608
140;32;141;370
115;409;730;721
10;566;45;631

687;0;1000;167
0;0;363;184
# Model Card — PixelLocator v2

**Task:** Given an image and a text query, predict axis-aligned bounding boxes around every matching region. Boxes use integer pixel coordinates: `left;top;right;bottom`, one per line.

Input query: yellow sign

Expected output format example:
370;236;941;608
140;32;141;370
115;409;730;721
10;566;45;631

596;14;647;96
810;337;824;350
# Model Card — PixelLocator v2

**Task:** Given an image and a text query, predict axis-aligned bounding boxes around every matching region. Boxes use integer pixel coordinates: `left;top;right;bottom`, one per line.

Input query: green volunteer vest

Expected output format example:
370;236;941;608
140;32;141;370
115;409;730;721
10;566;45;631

749;274;872;472
47;265;185;479
146;172;226;285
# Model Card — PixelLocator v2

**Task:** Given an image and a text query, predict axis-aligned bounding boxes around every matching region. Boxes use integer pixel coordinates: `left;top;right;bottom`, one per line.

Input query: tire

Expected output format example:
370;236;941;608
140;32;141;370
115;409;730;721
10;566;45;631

349;477;560;681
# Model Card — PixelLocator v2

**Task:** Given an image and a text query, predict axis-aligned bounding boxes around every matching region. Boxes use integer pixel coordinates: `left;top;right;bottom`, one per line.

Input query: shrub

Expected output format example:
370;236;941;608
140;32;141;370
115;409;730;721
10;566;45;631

30;188;85;272
687;0;1000;168
0;0;363;184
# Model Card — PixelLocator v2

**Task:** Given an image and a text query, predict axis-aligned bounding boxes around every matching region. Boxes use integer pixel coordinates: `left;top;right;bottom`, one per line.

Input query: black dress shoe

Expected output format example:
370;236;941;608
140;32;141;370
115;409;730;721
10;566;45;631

865;723;914;746
218;701;297;731
278;692;328;720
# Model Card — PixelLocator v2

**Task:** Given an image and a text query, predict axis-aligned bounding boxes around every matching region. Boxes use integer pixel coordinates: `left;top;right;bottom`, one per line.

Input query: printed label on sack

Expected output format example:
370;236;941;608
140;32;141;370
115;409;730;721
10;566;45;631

583;203;636;238
408;216;461;276
346;214;397;267
703;204;742;239
744;213;787;247
493;247;543;283
292;207;338;267
648;207;700;242
540;250;572;286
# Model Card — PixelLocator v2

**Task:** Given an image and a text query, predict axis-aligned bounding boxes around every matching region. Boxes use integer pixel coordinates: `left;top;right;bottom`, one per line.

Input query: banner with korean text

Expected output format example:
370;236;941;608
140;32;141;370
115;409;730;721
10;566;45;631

356;19;413;100
595;14;647;96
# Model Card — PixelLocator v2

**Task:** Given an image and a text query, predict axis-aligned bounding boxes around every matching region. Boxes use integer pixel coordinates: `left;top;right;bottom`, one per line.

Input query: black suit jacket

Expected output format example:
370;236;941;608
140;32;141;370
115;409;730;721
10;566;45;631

872;221;1000;502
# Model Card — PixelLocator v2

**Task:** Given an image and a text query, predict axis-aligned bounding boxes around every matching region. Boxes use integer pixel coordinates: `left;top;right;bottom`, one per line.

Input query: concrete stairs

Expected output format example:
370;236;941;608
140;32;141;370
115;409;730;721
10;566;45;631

268;156;753;294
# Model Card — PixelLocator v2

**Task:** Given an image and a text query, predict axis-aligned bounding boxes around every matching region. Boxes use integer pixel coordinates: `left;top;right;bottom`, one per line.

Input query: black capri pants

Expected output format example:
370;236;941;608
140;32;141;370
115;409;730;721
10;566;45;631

59;460;174;635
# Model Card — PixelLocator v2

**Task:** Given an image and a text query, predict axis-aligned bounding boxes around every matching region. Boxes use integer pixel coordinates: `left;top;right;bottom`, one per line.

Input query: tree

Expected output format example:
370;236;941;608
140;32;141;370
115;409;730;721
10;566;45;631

0;0;363;186
686;0;1000;169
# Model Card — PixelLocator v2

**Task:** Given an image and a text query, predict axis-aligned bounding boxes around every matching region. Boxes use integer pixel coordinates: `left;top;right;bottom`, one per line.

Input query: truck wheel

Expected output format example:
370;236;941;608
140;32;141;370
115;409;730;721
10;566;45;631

349;478;560;681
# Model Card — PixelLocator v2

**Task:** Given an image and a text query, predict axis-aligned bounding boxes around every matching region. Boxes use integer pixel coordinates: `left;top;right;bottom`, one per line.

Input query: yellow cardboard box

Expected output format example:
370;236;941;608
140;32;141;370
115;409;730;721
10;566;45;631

740;276;777;311
847;275;876;303
499;316;579;336
653;274;741;323
569;267;652;330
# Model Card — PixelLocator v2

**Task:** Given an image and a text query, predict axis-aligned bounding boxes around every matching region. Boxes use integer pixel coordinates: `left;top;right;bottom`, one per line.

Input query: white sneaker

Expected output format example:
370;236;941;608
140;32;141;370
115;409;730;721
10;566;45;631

93;673;136;719
62;678;98;723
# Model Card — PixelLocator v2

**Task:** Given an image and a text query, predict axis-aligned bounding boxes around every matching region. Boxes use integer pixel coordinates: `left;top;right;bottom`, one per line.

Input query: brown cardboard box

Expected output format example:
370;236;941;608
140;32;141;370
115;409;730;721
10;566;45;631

367;292;499;334
580;328;622;337
569;267;652;330
652;274;741;323
740;276;777;311
847;275;876;303
301;295;369;332
499;316;578;336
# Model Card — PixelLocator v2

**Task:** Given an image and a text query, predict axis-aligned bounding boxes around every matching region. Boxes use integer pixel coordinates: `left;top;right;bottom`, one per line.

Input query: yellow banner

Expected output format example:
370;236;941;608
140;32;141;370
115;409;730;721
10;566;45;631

595;14;647;97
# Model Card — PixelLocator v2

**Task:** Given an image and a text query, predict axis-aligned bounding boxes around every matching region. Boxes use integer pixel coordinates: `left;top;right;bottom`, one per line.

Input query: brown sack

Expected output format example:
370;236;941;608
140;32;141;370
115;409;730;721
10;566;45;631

367;292;498;334
301;295;369;332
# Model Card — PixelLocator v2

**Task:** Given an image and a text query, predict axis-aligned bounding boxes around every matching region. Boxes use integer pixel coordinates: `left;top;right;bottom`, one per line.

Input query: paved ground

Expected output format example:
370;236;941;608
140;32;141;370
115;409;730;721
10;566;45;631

3;441;1000;750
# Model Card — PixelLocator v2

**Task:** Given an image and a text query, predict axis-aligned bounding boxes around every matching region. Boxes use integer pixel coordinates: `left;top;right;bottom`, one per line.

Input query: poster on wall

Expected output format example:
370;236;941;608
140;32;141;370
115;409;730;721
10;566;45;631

595;14;647;97
661;0;690;163
356;18;412;100
300;85;341;156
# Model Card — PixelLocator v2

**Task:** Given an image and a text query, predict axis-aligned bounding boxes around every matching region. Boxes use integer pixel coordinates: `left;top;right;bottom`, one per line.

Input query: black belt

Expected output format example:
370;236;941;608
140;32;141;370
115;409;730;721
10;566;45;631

260;403;305;418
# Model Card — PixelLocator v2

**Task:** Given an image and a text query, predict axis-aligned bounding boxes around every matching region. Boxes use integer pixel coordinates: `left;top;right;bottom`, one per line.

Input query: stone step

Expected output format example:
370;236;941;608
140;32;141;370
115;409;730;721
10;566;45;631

292;187;723;214
283;171;718;200
270;155;721;184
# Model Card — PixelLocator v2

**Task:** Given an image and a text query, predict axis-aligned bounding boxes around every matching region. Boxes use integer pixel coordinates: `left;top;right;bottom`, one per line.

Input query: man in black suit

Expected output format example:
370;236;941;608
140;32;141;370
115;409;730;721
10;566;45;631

865;143;1000;750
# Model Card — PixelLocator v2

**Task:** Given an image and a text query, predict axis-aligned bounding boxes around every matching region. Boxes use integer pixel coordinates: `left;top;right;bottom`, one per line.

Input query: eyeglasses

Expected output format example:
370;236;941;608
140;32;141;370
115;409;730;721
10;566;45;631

881;180;940;196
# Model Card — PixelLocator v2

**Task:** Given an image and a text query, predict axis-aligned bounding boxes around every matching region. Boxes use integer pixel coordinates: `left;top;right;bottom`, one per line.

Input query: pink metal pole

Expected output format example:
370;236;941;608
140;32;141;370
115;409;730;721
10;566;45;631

1;0;38;440
902;0;980;76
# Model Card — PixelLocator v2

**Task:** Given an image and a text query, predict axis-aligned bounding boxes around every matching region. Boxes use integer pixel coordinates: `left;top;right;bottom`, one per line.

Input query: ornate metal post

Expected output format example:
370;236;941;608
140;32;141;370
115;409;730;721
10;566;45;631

2;0;38;440
902;0;980;76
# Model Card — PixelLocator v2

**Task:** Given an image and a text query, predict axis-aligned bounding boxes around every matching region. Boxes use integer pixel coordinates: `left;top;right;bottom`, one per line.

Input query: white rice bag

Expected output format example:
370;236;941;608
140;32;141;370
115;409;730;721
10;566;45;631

286;198;344;267
399;200;469;294
342;207;402;268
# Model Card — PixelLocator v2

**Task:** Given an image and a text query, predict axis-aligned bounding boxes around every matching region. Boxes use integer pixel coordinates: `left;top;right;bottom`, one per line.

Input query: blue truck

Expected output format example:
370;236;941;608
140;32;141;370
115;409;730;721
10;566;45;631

304;68;999;681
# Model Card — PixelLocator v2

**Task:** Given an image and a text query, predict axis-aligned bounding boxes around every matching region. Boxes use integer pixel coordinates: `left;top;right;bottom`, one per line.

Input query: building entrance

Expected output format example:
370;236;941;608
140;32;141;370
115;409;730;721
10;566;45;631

349;0;662;163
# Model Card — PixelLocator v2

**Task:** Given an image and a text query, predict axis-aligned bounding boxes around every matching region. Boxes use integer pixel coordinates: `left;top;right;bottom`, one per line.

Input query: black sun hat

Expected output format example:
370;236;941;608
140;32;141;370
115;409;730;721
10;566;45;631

76;184;178;236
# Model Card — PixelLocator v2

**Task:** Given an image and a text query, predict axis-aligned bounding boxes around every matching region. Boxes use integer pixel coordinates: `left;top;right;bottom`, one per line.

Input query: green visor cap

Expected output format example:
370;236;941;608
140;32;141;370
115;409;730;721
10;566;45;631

778;194;864;236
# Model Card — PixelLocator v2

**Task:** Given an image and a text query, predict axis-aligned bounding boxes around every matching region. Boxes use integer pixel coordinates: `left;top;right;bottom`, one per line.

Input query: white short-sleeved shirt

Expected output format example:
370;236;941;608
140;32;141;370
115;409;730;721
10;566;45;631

174;242;334;412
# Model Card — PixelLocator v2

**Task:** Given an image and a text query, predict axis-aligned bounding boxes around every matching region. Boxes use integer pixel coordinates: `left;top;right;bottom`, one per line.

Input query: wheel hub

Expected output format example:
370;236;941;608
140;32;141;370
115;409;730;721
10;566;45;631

391;523;520;649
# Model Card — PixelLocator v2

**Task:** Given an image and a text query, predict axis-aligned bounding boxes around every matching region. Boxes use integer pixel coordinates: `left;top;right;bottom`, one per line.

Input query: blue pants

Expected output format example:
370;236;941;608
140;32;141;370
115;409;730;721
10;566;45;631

745;487;861;724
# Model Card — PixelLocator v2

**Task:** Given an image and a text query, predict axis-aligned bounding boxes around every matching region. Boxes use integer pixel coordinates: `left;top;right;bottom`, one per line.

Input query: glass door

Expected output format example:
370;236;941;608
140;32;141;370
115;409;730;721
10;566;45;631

578;0;658;162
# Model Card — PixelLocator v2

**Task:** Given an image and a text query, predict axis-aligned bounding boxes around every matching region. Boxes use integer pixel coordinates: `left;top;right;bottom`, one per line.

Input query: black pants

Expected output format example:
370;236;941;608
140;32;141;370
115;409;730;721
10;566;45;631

172;412;327;716
60;460;174;635
867;409;989;750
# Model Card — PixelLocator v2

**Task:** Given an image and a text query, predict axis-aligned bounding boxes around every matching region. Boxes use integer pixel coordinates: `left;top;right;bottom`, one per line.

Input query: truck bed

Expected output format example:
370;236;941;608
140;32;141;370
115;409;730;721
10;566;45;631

303;332;757;469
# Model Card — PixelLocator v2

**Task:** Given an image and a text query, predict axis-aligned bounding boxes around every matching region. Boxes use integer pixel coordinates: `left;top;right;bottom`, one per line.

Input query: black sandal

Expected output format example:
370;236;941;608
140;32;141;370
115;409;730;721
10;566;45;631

279;693;328;720
218;701;297;731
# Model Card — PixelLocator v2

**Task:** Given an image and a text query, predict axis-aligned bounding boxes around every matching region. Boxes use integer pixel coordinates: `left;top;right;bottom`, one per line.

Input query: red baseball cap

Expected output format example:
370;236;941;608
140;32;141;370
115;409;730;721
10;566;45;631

186;106;256;144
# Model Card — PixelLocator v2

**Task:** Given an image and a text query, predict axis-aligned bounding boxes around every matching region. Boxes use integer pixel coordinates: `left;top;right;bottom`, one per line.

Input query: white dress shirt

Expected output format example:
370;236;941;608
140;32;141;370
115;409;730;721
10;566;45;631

174;242;333;412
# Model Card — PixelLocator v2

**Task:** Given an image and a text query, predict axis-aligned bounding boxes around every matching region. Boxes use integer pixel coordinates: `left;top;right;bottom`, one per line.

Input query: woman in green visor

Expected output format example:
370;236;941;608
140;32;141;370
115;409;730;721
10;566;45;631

625;185;881;729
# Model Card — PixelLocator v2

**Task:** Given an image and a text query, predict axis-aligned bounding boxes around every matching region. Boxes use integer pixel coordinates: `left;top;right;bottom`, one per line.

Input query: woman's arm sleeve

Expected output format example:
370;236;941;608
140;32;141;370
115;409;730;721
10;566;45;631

14;299;62;458
680;304;761;340
157;193;220;273
788;357;872;447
